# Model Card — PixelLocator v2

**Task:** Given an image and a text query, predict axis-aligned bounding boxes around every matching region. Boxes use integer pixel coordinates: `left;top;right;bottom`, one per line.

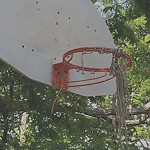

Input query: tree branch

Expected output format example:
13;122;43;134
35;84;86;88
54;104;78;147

0;99;149;126
87;102;150;116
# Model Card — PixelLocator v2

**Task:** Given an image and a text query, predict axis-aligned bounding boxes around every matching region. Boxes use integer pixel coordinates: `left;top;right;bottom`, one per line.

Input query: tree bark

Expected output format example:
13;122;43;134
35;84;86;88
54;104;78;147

20;112;28;146
2;111;9;145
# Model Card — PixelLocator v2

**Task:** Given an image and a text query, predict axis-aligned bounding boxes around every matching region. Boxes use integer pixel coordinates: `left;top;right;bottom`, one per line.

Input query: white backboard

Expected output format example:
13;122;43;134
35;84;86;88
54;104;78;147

0;0;116;96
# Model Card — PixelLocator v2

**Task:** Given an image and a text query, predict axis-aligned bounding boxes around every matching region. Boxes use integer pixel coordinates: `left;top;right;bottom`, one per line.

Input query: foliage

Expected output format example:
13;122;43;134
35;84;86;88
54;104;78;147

128;0;150;30
0;66;119;149
91;0;97;4
100;0;150;147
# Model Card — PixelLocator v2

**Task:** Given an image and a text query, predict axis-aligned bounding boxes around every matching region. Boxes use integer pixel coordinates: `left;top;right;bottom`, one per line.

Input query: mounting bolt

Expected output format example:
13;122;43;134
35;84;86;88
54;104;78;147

53;81;56;85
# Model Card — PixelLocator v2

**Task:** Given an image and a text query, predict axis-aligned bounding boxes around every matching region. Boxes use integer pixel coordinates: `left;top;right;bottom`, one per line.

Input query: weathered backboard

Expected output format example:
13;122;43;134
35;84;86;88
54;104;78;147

0;0;116;96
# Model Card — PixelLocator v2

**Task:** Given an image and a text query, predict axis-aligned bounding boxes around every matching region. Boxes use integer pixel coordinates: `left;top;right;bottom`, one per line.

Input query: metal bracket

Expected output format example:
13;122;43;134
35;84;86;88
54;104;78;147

52;63;69;89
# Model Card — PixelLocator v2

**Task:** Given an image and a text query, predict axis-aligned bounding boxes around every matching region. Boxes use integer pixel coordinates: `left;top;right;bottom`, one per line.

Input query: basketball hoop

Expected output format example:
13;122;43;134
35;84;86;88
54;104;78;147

51;47;132;114
52;47;132;90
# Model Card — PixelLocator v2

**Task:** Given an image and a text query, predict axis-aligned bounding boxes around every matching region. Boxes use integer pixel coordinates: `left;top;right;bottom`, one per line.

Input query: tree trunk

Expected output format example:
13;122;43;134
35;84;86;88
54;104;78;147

2;111;9;145
20;112;28;146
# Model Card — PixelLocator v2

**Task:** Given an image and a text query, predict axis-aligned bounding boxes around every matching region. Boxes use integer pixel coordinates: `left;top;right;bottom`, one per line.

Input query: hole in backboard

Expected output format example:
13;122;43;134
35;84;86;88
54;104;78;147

22;45;24;48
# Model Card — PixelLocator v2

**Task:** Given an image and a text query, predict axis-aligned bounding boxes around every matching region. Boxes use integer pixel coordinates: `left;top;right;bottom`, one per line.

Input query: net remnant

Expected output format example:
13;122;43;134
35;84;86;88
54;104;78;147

111;50;132;150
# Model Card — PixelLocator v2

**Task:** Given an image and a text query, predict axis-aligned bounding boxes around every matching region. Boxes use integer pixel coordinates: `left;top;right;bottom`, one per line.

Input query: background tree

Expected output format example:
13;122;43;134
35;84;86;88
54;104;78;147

0;0;149;149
